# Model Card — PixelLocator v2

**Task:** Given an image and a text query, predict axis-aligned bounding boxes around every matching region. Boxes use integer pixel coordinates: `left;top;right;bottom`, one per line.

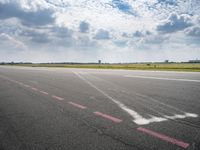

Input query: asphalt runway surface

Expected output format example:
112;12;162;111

0;66;200;150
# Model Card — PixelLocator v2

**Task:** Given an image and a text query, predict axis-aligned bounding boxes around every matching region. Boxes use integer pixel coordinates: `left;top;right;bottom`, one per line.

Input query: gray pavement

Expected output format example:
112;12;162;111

0;66;200;150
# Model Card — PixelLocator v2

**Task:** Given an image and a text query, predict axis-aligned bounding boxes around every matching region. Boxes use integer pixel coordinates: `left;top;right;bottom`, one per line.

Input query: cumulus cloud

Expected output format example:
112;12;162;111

94;29;110;40
133;30;151;37
0;33;26;48
111;0;137;16
113;40;127;47
157;0;178;5
0;0;200;62
79;21;90;33
156;13;193;33
20;29;50;43
185;26;200;37
133;31;144;37
51;26;73;38
142;34;169;45
0;2;55;26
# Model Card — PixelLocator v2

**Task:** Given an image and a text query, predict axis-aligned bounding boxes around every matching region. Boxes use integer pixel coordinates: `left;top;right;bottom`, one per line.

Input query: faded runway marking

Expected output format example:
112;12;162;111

125;75;200;83
137;127;189;149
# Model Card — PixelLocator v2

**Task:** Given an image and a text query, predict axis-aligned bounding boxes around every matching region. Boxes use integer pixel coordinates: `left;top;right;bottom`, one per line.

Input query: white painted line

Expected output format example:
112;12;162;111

82;72;197;116
164;113;198;119
75;72;198;125
124;75;200;83
74;72;147;124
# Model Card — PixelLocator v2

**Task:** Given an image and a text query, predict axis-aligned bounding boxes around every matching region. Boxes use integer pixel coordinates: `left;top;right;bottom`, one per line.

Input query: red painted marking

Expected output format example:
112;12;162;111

137;127;189;149
94;111;122;123
39;90;49;95
9;79;15;82
24;84;30;88
18;82;23;85
68;102;87;109
31;87;38;91
13;81;18;84
52;95;64;101
15;81;20;84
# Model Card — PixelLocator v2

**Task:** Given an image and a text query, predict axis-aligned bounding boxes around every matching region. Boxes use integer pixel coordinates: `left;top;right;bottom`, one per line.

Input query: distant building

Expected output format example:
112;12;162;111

98;60;101;64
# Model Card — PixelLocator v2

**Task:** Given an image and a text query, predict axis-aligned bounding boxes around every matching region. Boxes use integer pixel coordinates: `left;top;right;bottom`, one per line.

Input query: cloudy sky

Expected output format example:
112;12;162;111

0;0;200;63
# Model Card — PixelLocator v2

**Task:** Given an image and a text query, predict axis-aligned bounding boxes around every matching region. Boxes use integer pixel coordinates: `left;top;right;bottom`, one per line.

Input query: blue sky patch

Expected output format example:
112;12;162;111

112;0;136;16
157;0;178;6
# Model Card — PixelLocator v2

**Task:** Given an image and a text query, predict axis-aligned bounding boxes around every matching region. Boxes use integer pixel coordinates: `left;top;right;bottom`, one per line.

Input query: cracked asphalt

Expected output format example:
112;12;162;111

0;66;200;150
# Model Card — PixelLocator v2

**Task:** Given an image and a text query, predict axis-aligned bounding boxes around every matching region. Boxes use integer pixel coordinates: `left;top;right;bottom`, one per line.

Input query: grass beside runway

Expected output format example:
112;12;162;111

2;63;200;72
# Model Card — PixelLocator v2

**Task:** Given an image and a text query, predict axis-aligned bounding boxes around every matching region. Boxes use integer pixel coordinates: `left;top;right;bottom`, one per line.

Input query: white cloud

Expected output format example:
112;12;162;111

0;0;200;62
0;33;26;49
94;29;110;40
156;13;193;33
185;26;200;38
0;2;55;26
79;21;90;33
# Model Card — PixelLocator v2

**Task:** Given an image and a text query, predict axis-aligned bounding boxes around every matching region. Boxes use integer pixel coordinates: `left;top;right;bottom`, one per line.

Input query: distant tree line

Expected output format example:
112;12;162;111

0;60;200;65
0;62;32;65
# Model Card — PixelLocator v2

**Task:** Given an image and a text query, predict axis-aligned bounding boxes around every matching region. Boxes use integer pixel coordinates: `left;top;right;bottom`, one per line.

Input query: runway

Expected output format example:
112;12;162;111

0;66;199;150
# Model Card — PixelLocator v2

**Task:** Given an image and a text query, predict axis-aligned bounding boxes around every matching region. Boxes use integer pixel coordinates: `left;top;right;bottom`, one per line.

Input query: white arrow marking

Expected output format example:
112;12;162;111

75;73;198;125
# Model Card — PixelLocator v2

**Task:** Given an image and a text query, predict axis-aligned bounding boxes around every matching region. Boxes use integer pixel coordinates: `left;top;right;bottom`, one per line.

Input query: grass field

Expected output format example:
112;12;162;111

5;63;200;72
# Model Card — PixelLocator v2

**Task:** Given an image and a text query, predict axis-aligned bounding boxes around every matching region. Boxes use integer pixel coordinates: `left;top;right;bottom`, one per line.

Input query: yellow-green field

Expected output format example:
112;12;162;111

8;63;200;72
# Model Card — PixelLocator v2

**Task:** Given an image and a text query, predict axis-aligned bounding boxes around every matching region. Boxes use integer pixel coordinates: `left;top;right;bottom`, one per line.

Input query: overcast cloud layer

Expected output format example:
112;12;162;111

0;0;200;63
